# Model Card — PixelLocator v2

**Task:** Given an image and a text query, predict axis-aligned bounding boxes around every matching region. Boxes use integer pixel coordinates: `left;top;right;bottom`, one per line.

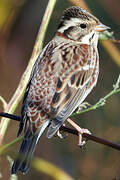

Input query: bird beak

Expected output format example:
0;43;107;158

94;23;110;32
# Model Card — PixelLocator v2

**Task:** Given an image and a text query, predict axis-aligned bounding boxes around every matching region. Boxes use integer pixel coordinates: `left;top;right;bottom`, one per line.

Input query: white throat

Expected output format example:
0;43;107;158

81;31;99;46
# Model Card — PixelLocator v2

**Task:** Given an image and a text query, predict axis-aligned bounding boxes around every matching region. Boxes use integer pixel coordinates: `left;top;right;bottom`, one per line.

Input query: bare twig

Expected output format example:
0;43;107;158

0;113;120;151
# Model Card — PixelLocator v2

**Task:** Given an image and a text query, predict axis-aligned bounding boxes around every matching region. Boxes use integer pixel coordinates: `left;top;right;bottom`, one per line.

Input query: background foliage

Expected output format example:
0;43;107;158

0;0;120;180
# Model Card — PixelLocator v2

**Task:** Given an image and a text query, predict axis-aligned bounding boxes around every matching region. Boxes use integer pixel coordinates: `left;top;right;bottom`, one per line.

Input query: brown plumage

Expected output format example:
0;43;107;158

11;6;110;174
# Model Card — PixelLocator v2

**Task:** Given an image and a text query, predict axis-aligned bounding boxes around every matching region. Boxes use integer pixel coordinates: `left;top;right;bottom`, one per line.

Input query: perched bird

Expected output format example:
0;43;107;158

11;6;110;174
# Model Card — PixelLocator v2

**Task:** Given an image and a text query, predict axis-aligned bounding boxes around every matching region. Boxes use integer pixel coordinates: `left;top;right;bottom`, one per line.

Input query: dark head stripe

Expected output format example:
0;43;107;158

61;6;99;23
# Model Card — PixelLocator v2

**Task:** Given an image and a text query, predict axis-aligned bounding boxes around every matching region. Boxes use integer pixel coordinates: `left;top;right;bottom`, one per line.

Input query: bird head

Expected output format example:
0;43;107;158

57;6;110;44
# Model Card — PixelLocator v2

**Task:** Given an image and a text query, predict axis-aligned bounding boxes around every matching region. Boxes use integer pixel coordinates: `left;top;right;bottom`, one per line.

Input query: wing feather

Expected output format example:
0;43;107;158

47;44;99;138
19;41;58;137
47;72;91;138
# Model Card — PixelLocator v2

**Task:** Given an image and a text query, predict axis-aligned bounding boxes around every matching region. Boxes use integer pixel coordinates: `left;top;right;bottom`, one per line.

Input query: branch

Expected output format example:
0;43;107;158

0;113;120;151
99;31;120;43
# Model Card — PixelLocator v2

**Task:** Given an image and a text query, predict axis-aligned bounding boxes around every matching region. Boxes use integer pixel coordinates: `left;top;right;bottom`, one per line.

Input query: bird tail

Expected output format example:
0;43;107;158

11;135;38;174
11;120;50;174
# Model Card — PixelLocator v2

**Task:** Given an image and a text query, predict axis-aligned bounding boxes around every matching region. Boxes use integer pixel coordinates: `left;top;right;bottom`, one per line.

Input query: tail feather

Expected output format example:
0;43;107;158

11;135;38;174
11;120;50;174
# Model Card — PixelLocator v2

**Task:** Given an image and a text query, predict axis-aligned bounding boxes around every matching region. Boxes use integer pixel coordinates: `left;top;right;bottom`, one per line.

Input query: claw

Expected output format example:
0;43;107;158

78;128;91;147
56;130;67;139
67;118;91;146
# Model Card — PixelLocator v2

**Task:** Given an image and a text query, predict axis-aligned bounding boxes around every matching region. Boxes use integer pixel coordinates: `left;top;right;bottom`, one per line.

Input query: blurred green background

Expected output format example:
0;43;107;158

0;0;120;180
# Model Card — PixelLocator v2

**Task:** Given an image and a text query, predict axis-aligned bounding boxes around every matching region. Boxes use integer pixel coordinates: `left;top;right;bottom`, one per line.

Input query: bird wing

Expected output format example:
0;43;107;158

18;41;59;138
47;44;99;138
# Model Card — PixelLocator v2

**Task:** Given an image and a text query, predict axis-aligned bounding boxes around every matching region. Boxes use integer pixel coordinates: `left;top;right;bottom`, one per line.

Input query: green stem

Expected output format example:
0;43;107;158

0;0;57;144
0;136;23;155
32;0;56;55
0;135;73;180
32;158;74;180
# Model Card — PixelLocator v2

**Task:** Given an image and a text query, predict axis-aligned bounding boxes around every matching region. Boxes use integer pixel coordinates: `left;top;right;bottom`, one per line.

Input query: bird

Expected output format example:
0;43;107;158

11;6;110;174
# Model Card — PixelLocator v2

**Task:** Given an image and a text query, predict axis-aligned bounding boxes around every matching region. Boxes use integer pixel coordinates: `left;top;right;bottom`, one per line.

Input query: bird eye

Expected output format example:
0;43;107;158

80;23;87;29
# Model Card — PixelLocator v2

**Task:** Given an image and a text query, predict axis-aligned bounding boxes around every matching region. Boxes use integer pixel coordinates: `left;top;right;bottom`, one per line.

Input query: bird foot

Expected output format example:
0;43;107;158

77;128;91;147
67;118;91;147
56;130;64;139
56;126;67;139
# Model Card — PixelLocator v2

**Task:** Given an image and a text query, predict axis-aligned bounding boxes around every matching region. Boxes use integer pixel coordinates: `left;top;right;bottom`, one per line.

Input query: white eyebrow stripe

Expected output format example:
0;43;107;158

58;18;81;33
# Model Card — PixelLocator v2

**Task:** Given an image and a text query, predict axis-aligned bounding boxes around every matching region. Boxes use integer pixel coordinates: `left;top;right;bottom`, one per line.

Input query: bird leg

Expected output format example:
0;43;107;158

67;118;91;146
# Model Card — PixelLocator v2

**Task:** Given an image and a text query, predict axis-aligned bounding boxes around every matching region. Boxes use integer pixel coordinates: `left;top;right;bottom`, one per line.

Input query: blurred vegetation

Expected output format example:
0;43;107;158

0;0;120;180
